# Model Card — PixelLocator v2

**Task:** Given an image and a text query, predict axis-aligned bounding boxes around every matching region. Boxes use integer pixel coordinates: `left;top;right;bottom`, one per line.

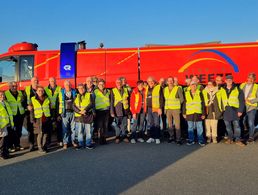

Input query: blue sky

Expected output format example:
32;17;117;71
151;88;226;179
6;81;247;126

0;0;258;53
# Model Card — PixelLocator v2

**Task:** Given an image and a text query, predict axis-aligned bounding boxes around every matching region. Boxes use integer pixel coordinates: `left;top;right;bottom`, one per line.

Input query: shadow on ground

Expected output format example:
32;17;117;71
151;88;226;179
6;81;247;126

0;142;200;194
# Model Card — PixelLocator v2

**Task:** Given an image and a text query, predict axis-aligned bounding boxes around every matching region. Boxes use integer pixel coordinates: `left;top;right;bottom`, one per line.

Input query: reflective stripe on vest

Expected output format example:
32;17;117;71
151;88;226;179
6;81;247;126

59;91;64;114
5;90;25;115
134;93;140;110
240;83;258;107
0;101;14;128
202;89;222;112
185;89;202;115
44;86;61;109
112;88;129;109
25;86;31;104
94;89;110;110
220;87;239;108
31;97;51;118
74;93;91;117
164;86;180;110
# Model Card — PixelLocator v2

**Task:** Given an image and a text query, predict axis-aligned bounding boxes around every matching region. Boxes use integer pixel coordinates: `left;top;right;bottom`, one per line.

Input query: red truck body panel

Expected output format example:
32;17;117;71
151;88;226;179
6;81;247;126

0;41;257;90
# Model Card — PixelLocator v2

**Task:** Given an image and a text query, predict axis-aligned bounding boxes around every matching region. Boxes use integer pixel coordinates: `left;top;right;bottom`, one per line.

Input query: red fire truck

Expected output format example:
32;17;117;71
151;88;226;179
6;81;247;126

0;41;257;89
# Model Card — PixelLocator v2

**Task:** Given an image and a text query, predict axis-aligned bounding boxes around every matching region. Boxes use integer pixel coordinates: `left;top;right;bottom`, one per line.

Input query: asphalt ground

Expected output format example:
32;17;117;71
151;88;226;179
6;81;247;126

1;139;258;195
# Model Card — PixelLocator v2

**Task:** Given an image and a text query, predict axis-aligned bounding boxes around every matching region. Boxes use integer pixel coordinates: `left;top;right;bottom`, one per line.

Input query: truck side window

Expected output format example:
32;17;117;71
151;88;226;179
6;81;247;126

0;57;16;82
19;55;34;81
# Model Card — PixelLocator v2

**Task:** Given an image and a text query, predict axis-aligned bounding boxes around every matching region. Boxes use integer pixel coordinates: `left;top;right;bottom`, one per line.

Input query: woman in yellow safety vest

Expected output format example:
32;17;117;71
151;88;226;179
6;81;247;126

30;86;51;154
0;91;14;159
202;81;223;144
73;83;95;149
183;81;206;146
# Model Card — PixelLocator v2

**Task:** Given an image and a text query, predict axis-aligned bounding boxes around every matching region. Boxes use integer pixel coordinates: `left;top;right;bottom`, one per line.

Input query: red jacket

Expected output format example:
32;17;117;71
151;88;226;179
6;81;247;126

130;88;146;115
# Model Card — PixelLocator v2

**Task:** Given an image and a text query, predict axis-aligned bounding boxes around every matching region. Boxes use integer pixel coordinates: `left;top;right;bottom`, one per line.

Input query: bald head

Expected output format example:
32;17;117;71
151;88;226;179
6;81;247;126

31;77;39;88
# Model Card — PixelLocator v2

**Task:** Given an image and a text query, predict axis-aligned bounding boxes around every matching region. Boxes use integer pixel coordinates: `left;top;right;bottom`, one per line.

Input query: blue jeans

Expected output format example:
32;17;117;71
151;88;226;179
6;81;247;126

224;120;241;141
187;121;204;143
75;122;92;147
243;109;257;138
131;113;145;139
147;107;160;139
62;112;75;144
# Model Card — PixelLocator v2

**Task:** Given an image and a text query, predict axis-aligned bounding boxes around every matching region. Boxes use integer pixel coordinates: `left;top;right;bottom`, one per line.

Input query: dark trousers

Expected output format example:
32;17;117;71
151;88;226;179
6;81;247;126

13;114;24;147
0;136;8;158
95;110;110;140
25;112;34;147
147;107;160;139
47;109;62;145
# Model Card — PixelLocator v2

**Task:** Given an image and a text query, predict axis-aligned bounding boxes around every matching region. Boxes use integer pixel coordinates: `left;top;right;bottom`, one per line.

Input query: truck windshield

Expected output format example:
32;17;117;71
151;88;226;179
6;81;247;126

0;57;16;82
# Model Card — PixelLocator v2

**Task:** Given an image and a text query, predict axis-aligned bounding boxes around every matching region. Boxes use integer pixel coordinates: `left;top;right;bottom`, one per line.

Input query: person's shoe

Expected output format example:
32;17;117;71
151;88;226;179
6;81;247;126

247;137;254;144
130;139;136;144
16;146;25;151
155;139;161;144
146;138;155;143
212;137;218;144
59;142;63;147
168;137;175;143
73;143;78;148
38;148;46;154
199;142;205;147
123;138;129;143
176;140;183;145
187;141;195;146
206;138;211;144
86;145;94;150
137;138;144;143
115;138;120;144
225;139;232;144
8;148;16;153
63;144;68;150
235;140;245;147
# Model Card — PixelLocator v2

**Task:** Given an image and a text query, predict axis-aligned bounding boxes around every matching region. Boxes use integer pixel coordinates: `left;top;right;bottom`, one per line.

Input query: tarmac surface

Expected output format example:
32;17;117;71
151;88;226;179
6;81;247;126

1;139;258;195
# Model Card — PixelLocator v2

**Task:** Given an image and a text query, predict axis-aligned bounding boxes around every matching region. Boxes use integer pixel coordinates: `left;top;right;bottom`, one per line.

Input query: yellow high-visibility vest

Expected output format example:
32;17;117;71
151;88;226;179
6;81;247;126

0;101;14;128
185;89;202;115
94;89;110;110
240;82;258;107
145;85;161;111
202;89;222;112
74;93;91;117
44;86;61;109
25;86;32;104
5;90;25;115
220;87;239;108
112;88;129;109
164;86;181;110
31;97;51;118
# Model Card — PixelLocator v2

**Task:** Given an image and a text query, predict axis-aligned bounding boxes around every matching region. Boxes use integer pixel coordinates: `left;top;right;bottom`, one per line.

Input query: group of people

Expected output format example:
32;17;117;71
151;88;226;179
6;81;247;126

0;72;257;159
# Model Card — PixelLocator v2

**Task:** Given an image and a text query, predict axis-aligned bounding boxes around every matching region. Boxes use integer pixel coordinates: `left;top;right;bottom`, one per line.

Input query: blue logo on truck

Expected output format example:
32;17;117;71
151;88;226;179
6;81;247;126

60;42;77;79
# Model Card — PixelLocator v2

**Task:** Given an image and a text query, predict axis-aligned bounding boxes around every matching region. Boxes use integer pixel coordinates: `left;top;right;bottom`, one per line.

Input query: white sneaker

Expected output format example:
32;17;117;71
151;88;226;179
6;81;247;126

130;139;136;144
155;139;161;144
59;142;63;147
146;138;155;143
137;138;144;143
